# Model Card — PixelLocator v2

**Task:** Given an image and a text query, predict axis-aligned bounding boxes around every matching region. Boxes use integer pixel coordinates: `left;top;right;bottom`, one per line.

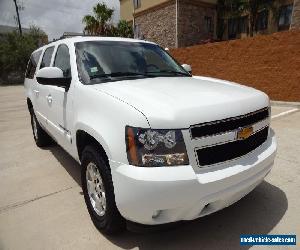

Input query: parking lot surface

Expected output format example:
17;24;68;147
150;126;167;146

0;86;299;250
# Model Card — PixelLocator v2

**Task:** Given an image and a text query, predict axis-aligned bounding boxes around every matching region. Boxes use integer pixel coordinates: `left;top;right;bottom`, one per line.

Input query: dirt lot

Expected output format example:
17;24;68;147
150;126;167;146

171;30;300;102
0;86;300;250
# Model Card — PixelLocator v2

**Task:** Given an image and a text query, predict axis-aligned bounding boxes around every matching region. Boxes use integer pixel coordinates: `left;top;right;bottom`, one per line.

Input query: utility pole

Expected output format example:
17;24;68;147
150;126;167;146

13;0;22;36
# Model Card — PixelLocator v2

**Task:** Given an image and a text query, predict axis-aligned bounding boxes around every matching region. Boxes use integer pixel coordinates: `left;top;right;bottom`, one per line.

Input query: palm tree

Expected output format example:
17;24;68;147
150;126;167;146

82;3;114;36
115;20;134;38
82;15;98;35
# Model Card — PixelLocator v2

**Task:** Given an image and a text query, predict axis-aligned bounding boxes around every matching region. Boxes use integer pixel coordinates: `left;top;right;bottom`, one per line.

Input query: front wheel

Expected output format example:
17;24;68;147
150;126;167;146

81;145;125;234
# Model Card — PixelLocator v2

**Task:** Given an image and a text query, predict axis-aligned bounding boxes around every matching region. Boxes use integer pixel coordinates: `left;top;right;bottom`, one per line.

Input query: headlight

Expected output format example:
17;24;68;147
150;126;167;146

125;126;189;167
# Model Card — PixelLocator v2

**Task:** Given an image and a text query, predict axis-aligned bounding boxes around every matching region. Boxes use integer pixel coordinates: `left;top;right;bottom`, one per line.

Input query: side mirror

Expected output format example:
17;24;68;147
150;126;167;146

36;67;71;90
182;64;192;74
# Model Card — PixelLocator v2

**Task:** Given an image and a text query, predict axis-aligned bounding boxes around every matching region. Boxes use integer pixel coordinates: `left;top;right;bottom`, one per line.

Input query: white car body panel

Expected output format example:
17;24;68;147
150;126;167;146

24;37;277;225
91;76;269;128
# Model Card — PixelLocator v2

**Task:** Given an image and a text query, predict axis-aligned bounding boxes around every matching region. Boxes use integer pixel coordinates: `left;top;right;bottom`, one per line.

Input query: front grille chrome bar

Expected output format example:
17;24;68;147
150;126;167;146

190;107;269;139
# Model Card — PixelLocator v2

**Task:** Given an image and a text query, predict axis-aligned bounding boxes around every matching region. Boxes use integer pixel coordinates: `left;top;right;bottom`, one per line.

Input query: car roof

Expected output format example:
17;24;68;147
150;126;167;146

32;36;156;54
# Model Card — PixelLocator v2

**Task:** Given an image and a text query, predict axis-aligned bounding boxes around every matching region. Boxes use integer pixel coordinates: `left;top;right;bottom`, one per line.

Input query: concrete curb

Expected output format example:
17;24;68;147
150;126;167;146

271;100;300;108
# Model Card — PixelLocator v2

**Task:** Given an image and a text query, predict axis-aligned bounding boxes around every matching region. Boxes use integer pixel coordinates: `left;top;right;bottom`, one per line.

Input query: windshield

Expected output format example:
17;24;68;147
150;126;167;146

75;41;190;84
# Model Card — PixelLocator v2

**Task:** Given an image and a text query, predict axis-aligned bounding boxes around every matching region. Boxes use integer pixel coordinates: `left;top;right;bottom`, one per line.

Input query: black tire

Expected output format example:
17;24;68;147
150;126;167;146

30;109;53;147
81;145;125;234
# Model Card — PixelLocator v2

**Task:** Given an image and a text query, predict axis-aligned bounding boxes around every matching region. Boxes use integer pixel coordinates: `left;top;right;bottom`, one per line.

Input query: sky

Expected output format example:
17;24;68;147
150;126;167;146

0;0;120;40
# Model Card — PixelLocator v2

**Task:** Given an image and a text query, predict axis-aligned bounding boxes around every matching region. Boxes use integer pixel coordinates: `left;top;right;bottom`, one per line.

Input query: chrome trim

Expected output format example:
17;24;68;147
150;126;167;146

195;125;269;150
191;117;270;141
189;107;269;140
194;125;269;167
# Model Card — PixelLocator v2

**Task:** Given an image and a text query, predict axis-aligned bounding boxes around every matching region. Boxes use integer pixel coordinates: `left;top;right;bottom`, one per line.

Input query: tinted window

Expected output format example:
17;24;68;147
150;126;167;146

257;10;268;30
204;16;213;33
75;41;189;84
25;50;42;79
279;5;293;29
40;46;54;69
54;44;71;78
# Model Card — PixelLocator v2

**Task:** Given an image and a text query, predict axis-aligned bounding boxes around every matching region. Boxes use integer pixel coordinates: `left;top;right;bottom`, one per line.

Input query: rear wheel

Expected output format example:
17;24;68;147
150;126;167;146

81;145;125;234
30;109;53;147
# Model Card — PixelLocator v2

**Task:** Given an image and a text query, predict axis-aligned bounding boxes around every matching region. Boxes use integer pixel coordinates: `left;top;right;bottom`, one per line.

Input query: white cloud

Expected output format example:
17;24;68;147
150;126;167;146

0;0;120;40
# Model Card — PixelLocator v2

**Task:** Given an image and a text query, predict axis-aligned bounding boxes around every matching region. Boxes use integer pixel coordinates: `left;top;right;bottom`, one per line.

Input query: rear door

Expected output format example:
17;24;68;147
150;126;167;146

45;43;73;150
24;50;42;112
35;46;55;127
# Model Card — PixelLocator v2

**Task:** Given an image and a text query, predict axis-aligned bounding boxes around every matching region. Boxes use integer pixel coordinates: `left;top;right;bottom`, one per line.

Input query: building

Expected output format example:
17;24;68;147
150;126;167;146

224;0;295;40
60;32;84;39
291;0;300;28
120;0;297;48
0;24;30;41
121;0;217;48
0;25;48;45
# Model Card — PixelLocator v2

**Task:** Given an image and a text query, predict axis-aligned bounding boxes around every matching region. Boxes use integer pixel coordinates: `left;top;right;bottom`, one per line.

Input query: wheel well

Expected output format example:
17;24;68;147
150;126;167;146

27;98;33;111
76;130;109;165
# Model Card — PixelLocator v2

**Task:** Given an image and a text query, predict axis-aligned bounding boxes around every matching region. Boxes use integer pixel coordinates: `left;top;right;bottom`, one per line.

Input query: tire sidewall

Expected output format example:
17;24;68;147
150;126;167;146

30;109;38;142
81;146;123;232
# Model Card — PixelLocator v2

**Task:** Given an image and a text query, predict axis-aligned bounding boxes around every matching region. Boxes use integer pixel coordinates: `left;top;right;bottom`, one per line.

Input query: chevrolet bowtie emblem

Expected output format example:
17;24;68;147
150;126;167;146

237;126;254;140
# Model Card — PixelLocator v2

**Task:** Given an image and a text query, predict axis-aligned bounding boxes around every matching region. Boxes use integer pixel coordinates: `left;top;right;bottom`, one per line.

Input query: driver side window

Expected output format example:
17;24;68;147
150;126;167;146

54;44;71;78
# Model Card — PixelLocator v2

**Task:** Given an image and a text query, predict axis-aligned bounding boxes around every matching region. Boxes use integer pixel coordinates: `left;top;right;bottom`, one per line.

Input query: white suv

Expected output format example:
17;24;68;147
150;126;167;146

24;37;277;234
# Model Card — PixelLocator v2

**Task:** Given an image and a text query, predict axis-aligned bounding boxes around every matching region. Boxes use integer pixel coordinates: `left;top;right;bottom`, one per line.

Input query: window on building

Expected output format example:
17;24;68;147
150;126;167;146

256;9;268;31
25;50;42;79
54;44;71;78
228;16;249;39
40;46;54;69
204;16;213;33
133;0;141;9
134;24;143;39
237;16;248;34
228;18;238;39
278;4;293;30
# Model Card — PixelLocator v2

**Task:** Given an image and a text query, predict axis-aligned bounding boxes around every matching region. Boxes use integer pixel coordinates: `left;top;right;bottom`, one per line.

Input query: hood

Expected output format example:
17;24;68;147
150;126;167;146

91;76;269;128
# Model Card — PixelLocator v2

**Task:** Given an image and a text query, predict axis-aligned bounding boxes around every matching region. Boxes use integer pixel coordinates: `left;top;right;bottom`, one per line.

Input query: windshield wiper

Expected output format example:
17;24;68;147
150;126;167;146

146;70;190;76
90;72;146;79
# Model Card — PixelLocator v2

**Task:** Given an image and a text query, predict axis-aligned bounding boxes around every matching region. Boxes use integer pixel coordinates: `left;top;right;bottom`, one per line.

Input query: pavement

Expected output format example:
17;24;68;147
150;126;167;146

0;85;299;250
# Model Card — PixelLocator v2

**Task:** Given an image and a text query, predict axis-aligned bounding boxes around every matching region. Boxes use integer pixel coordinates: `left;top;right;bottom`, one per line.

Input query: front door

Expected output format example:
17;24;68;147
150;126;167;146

45;44;73;151
34;46;55;128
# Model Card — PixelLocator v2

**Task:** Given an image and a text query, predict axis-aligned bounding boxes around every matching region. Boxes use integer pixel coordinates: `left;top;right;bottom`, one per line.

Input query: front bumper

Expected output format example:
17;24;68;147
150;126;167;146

110;130;277;225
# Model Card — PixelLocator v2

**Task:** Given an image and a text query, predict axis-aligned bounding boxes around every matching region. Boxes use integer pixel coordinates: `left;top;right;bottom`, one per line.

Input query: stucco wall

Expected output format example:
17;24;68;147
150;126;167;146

120;0;169;21
120;0;217;21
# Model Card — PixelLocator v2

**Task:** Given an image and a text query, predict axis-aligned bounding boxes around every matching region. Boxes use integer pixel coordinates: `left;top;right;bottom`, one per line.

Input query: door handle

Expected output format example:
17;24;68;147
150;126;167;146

33;90;39;96
46;94;52;104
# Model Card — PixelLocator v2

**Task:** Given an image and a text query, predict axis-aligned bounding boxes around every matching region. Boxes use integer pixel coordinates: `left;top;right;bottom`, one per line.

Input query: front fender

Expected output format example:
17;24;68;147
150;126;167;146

73;84;149;164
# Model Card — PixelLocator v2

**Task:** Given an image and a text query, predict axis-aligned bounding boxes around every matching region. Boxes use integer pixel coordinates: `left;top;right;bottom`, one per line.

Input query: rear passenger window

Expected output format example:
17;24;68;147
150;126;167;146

25;50;42;79
40;46;54;69
54;44;71;78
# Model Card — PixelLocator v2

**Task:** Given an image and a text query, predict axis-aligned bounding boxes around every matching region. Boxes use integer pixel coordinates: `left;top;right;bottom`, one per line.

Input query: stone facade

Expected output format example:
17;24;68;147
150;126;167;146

291;0;300;28
135;1;177;48
133;0;298;48
134;0;216;48
177;0;216;47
